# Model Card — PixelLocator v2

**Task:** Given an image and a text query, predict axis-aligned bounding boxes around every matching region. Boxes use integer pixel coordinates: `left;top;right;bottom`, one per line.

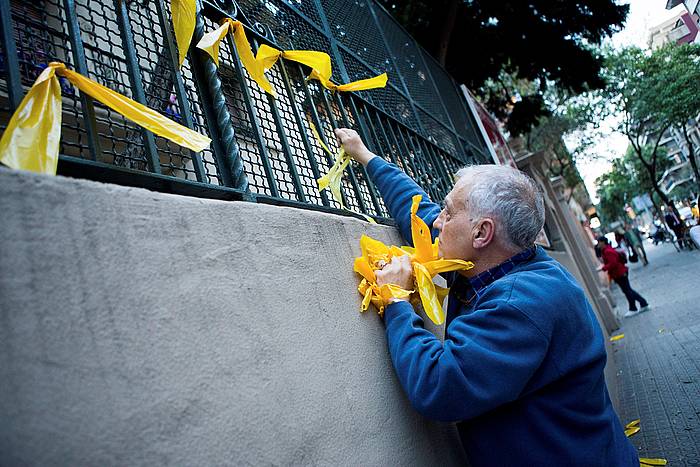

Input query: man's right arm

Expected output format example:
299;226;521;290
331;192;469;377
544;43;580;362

335;128;441;246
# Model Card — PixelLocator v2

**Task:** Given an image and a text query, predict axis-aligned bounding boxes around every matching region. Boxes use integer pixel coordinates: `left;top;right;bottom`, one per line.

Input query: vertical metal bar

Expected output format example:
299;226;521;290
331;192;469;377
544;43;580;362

396;125;437;200
188;13;249;192
384;118;420;180
114;0;161;174
317;87;369;214
368;109;398;165
311;0;352;83
62;0;102;160
251;39;305;202
278;59;331;207
297;65;350;208
420;139;452;197
366;1;425;134
334;94;383;216
224;31;279;198
415;49;461;140
0;0;22;111
153;0;206;182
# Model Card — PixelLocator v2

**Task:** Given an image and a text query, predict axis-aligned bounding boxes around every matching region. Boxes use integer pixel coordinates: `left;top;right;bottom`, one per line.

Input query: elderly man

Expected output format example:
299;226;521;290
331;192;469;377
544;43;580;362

335;128;637;467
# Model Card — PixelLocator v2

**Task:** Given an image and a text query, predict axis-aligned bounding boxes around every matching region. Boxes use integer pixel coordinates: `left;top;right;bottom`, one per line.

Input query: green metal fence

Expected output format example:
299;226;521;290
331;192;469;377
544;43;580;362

0;0;493;221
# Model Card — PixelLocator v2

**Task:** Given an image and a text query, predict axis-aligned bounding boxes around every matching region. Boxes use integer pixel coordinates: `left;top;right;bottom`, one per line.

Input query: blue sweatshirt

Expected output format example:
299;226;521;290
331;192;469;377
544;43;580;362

366;158;637;467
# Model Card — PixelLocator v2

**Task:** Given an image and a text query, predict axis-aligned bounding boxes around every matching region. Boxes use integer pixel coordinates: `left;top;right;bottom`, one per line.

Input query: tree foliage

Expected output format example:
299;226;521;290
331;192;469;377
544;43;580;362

636;43;700;193
377;0;628;134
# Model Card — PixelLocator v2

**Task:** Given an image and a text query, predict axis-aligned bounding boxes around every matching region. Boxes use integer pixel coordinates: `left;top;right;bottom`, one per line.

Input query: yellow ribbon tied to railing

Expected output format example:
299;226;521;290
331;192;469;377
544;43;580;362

196;18;387;96
171;0;197;67
0;62;211;175
354;195;474;324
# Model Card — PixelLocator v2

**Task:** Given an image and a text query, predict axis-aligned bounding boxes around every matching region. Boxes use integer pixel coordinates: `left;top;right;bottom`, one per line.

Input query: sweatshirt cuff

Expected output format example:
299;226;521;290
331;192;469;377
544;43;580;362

383;300;414;323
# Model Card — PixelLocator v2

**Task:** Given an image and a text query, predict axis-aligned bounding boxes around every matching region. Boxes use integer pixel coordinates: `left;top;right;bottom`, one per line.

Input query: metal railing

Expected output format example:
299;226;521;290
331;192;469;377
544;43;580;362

0;0;493;221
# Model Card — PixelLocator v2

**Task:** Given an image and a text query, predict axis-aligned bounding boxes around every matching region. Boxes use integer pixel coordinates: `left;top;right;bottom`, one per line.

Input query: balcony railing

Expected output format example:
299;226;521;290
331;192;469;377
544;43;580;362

0;0;493;221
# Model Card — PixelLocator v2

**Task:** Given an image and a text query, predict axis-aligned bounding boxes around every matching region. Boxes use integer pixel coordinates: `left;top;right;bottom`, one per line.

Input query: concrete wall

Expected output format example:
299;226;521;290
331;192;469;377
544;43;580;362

0;169;466;466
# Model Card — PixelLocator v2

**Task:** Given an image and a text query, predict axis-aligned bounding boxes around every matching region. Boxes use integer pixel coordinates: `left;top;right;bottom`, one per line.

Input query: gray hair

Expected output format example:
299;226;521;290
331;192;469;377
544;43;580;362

455;164;545;250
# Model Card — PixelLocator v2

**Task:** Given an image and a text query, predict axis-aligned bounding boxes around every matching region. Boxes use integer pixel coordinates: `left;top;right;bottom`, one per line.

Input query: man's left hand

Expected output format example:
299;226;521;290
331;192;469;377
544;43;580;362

376;255;414;293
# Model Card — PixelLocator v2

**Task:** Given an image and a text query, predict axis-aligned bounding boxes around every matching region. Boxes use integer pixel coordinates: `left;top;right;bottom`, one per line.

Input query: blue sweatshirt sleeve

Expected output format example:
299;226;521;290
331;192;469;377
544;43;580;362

366;157;442;246
383;291;550;422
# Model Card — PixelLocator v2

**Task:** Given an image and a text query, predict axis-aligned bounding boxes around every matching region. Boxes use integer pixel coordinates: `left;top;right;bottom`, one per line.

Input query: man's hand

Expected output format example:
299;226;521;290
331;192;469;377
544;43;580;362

334;128;376;166
376;255;414;301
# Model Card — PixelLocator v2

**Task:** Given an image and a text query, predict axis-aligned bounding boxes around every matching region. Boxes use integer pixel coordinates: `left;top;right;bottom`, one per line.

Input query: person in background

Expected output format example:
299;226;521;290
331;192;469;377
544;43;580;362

597;236;649;318
624;223;648;266
664;205;686;249
690;195;700;249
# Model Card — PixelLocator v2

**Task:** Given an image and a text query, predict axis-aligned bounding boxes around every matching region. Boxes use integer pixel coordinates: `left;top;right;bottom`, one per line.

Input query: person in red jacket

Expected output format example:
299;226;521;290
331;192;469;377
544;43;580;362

597;236;649;317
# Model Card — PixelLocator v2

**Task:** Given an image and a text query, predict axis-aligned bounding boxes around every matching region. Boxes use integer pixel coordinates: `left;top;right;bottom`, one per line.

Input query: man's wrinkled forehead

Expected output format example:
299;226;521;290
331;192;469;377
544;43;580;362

447;178;470;209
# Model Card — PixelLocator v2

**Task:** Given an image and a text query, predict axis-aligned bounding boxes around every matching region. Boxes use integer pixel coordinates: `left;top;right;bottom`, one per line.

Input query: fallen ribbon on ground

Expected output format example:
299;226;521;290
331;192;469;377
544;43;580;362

196;18;387;96
625;419;640;437
622;419;667;465
354;195;474;324
610;333;625;342
0;62;211;175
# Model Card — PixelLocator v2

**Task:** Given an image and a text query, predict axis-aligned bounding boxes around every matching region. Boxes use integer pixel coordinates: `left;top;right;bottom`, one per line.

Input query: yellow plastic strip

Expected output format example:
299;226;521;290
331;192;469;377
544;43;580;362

171;0;196;67
625;419;640;429
57;64;210;152
639;458;667;466
0;62;211;176
196;18;387;96
625;426;640;437
610;333;625;342
196;21;231;67
335;73;389;92
0;66;62;175
353;200;474;324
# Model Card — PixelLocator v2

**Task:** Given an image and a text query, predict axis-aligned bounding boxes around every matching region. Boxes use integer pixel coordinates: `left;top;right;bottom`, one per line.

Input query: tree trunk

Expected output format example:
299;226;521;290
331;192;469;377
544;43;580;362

682;123;700;195
437;0;459;67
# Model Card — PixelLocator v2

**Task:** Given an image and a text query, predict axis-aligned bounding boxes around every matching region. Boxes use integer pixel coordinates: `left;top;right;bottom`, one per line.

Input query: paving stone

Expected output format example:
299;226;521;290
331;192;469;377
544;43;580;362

607;241;700;466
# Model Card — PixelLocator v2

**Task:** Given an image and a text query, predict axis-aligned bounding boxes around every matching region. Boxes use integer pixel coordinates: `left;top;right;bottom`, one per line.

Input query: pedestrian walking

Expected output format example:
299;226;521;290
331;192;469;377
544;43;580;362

664;205;687;249
624;223;648;266
597;236;649;318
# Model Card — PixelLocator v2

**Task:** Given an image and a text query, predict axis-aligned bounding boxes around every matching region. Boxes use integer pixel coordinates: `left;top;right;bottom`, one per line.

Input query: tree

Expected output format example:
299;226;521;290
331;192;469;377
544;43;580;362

377;0;628;134
636;43;700;194
595;145;671;225
598;47;680;218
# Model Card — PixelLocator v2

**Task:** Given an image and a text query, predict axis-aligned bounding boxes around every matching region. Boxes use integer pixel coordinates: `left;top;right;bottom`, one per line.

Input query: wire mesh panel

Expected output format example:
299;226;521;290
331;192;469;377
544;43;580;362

0;0;494;220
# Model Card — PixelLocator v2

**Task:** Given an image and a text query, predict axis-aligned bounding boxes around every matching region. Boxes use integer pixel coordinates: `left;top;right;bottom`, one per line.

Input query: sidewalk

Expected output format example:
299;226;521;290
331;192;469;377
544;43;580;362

608;241;700;466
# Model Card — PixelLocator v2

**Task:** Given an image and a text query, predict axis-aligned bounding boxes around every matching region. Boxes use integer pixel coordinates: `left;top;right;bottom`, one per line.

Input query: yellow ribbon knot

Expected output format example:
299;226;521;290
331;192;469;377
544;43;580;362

196;17;387;96
0;62;211;175
353;195;474;324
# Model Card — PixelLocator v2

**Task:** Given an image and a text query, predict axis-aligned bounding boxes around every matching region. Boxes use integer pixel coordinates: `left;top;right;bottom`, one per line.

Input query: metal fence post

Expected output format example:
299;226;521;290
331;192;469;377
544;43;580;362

188;7;250;193
0;0;23;111
62;0;103;161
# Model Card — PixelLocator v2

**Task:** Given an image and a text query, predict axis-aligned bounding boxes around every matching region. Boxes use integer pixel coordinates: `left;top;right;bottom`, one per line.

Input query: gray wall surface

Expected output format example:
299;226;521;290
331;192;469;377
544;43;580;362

0;168;466;466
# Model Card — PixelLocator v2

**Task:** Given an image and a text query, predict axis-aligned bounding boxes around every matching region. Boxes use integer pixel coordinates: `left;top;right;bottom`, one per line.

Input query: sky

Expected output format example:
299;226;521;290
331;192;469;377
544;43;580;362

573;1;687;203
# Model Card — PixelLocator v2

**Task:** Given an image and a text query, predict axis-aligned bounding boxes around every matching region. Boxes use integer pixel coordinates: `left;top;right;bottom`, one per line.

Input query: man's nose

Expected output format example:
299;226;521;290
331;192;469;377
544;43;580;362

433;214;443;231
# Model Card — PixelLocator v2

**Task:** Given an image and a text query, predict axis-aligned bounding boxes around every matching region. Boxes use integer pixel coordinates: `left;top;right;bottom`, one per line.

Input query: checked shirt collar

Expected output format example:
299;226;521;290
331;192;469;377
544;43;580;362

450;245;538;307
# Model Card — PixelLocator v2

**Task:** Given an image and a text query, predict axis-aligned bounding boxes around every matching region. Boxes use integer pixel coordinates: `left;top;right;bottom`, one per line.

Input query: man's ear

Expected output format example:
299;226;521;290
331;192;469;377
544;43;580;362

472;218;496;249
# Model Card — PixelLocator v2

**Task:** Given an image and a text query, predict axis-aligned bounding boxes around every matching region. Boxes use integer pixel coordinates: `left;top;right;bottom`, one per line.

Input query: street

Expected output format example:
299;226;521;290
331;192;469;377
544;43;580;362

609;239;700;465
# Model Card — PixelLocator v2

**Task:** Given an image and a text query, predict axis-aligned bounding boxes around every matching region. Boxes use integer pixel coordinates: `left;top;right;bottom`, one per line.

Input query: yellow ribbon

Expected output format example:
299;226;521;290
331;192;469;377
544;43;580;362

624;419;640;437
354;195;474;324
639;459;667;466
196;18;387;96
0;62;211;175
171;0;197;67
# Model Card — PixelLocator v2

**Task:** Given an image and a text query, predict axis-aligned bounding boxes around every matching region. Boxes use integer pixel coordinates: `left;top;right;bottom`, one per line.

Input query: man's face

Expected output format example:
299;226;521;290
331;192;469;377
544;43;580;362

433;181;475;260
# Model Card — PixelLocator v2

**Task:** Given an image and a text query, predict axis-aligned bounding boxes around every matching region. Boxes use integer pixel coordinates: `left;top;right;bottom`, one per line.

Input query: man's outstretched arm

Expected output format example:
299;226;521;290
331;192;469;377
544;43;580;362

335;128;441;245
